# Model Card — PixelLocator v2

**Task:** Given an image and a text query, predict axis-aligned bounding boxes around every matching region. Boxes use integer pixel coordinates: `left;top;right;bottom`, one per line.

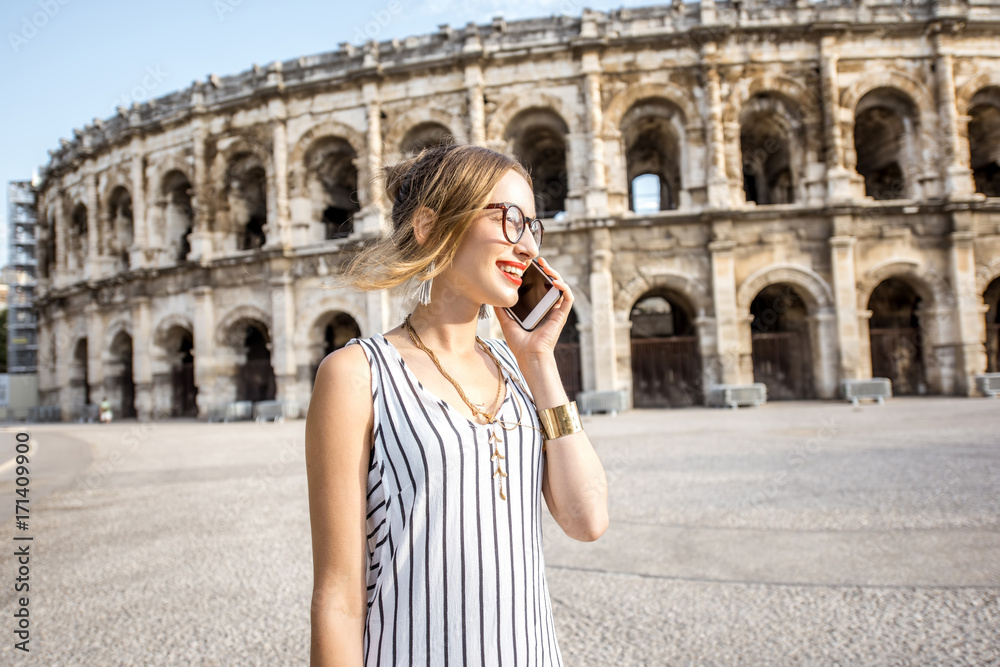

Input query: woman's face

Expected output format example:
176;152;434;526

438;168;539;311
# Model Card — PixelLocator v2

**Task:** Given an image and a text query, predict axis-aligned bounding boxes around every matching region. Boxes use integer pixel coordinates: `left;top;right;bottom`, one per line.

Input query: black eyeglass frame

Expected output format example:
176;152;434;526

484;202;544;249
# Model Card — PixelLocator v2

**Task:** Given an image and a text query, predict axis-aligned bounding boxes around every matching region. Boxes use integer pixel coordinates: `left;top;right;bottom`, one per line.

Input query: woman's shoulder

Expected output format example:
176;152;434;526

314;342;372;391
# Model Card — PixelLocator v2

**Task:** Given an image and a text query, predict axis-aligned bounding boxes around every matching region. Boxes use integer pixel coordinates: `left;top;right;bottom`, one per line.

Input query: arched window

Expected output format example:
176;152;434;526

224;153;268;250
108;186;134;271
305;138;359;240
968;87;1000;197
740;94;799;205
622;99;683;212
400;122;454;156
505;109;569;218
162;171;194;262
854;88;918;200
630;174;661;213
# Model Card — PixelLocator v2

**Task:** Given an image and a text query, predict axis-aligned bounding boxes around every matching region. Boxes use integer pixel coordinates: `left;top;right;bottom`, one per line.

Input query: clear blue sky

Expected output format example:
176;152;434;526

0;0;660;265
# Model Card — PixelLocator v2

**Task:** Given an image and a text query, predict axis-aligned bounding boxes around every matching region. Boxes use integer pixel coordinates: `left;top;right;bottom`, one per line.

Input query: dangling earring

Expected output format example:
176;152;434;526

479;304;492;320
416;261;434;306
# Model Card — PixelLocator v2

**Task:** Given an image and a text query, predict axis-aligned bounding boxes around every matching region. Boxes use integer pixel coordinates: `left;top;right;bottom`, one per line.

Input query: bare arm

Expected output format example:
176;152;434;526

305;345;374;666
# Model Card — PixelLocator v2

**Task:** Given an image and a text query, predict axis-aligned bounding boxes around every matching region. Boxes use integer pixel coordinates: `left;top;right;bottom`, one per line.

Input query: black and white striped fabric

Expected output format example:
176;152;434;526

347;333;564;666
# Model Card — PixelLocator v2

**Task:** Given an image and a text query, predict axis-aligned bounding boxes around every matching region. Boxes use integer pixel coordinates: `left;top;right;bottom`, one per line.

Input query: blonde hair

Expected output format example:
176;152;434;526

343;144;531;291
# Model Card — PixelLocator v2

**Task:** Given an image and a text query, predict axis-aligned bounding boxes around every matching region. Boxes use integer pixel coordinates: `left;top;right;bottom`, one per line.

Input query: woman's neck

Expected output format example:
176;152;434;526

407;305;481;357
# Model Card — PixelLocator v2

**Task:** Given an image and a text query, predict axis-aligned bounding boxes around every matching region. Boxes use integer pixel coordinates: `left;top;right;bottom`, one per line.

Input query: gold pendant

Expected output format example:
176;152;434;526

490;427;507;501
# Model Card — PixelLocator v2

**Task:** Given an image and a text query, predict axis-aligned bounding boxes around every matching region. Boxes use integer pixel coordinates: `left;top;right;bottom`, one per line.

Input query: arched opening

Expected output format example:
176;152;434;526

868;277;926;395
306;137;359;240
70;203;88;272
750;284;814;400
311;311;361;383
968;88;1000;197
169;328;198;417
400;122;455;155
554;308;582;401
505;109;569;218
630;291;701;407
71;338;90;407
854;88;917;200
109;331;137;418
224;153;267;250
41;214;55;279
984;277;1000;373
622;100;682;212
163;171;194;262
740;95;797;205
108;186;134;271
236;323;276;403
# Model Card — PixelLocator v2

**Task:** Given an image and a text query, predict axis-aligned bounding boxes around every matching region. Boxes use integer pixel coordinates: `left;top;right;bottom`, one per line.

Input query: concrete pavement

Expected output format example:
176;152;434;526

1;397;997;665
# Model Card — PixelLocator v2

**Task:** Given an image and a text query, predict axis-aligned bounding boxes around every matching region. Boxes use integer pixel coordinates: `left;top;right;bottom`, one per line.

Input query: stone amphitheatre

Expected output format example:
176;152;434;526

31;0;1000;419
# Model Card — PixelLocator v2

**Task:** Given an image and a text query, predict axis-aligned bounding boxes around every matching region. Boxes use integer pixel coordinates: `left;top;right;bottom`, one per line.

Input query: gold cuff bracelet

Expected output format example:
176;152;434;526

537;401;583;441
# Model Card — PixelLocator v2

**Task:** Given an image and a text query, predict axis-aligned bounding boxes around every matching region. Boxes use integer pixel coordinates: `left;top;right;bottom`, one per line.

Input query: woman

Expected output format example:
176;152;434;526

305;144;608;666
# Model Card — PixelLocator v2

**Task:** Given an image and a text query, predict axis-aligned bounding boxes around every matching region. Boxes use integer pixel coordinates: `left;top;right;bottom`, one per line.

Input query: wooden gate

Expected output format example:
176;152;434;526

171;361;198;417
238;360;276;403
554;342;582;401
751;331;810;400
869;327;925;395
631;336;701;408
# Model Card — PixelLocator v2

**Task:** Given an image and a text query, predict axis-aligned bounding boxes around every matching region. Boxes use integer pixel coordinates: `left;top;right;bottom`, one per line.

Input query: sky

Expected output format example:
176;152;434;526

0;0;663;266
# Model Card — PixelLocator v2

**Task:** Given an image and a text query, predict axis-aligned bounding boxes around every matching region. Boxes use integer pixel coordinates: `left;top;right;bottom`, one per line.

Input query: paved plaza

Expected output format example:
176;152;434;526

1;397;998;665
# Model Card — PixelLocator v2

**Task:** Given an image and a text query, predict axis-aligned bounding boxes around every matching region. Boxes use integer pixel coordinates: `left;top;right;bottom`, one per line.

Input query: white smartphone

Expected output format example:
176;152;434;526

505;259;562;331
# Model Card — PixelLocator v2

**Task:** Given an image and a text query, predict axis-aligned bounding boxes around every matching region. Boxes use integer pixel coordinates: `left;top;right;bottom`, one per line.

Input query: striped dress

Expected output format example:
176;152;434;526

347;333;564;666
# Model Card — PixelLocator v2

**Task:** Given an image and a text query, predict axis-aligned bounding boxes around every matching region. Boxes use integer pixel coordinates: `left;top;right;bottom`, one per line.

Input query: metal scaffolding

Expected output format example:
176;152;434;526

7;181;38;374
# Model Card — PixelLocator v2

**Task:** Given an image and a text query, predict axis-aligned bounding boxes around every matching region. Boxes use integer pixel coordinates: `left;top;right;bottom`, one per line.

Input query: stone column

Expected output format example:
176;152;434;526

700;0;717;23
830;233;862;383
85;303;104;404
582;51;609;217
465;63;486;146
268;99;293;249
53;311;73;419
132;296;154;419
85;170;100;280
821;37;854;202
703;57;730;209
54;193;68;288
589;228;618;392
188;120;213;264
934;38;975;197
269;273;299;405
129;139;148;268
949;230;988;394
359;81;385;237
192;286;216;418
709;239;745;384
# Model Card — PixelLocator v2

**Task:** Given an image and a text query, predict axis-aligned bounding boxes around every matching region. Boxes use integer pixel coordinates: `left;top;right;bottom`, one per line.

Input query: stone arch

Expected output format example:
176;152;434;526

956;72;1000;117
604;82;702;137
209;133;272;248
209;133;274;190
975;258;1000;294
294;297;368;349
100;165;133;209
856;259;945;311
289;120;366;196
486;92;581;144
724;74;822;128
153;313;195;350
216;304;272;348
384;106;467;153
616;271;713;319
840;69;935;118
620;97;689;212
737;265;834;315
104;316;133;355
151;157;194;198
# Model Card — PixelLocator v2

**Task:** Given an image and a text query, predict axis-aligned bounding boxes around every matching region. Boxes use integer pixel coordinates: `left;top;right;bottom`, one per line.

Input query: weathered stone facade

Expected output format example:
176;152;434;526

33;0;1000;419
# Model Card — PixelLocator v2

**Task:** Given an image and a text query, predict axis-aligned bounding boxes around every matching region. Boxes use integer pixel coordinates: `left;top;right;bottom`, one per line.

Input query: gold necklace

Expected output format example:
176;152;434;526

404;315;510;500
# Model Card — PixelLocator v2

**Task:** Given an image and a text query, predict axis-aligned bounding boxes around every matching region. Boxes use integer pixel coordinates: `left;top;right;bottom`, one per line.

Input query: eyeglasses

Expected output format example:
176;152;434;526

484;203;544;249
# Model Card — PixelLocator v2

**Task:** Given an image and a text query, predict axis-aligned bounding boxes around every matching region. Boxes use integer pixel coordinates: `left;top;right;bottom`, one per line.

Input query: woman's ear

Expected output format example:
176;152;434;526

411;207;436;246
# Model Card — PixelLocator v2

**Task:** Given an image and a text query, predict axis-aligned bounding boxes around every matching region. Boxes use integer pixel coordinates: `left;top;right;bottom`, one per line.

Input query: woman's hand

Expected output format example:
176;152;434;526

495;256;575;363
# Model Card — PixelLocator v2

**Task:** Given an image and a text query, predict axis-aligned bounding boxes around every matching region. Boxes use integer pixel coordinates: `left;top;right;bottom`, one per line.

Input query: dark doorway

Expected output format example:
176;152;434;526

112;334;137;418
238;325;276;403
630;291;702;407
983;278;1000;373
171;332;198;417
73;339;90;405
750;284;813;400
868;278;926;395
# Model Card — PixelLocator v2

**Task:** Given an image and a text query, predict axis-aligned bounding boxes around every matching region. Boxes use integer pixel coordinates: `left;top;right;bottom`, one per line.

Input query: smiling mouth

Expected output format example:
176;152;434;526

497;262;524;286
